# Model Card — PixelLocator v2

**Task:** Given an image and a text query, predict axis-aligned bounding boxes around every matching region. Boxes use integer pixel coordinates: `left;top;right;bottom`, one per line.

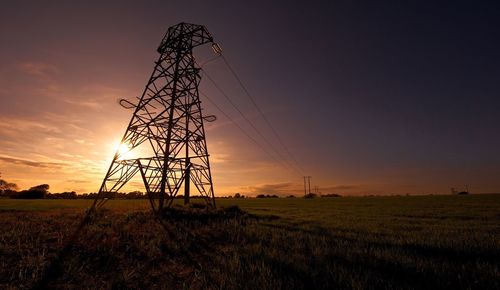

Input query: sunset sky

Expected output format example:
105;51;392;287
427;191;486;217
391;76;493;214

1;1;499;196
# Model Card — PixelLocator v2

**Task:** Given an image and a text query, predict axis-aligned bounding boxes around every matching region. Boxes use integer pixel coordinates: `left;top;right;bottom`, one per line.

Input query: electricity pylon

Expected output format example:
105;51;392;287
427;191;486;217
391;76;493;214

93;22;219;212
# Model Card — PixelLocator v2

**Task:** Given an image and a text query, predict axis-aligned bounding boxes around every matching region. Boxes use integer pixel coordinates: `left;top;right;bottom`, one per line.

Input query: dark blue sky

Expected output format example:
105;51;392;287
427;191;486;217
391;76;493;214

0;0;499;194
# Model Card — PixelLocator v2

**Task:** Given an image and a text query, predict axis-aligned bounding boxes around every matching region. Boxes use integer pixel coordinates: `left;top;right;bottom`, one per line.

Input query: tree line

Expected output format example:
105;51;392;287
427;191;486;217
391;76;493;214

1;173;342;199
0;172;147;199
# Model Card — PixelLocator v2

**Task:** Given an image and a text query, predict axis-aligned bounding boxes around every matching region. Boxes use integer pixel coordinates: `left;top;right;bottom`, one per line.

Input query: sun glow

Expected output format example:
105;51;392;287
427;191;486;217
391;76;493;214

116;142;133;160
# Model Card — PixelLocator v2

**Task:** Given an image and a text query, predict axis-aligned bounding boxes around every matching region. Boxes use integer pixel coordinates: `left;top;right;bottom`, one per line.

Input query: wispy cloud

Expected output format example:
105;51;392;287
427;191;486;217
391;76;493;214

323;185;359;191
248;182;297;195
66;179;90;184
0;155;66;169
12;61;63;98
60;84;128;110
17;62;59;79
244;183;362;196
0;116;62;137
15;61;127;112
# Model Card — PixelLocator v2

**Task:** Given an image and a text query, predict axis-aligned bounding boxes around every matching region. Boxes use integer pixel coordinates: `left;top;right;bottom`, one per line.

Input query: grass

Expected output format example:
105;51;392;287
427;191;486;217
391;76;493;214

0;195;499;289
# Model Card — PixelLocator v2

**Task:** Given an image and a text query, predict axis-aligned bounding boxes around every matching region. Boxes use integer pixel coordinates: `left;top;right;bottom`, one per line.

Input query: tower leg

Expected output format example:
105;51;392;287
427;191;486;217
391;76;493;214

184;159;191;205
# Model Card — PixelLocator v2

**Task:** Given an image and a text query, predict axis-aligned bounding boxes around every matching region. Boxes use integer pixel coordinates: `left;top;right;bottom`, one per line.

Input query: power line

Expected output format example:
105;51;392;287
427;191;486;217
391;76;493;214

200;90;301;177
220;55;305;173
199;72;301;177
198;54;221;67
200;68;303;177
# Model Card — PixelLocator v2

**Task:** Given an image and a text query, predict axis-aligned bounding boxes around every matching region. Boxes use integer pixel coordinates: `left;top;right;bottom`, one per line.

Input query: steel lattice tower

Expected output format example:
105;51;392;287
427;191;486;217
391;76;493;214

93;22;218;211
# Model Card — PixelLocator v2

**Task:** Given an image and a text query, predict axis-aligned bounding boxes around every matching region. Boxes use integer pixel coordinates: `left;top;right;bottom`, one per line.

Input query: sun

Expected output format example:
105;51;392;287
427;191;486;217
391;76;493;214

115;142;133;159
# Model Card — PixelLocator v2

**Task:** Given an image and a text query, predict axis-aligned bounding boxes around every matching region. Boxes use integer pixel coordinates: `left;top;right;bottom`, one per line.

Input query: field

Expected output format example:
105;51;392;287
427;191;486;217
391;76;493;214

0;195;499;289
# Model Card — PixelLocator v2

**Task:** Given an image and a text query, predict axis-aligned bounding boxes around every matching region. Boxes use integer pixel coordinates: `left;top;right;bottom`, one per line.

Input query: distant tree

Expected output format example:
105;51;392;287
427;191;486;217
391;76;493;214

234;193;241;198
47;191;77;199
81;193;98;199
66;191;77;199
321;193;342;198
256;194;279;198
0;180;19;191
126;191;143;199
286;195;296;198
0;172;19;192
1;189;18;198
451;186;470;195
16;184;50;199
304;193;317;199
29;184;50;192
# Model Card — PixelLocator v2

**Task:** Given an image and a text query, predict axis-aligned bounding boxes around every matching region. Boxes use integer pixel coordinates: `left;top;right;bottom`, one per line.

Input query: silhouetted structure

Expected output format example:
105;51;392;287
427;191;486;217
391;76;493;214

94;23;219;212
451;185;471;195
303;176;311;196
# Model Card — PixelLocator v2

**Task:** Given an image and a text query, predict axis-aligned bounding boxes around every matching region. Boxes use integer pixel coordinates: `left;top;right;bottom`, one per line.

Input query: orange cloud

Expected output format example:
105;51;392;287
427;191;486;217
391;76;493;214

0;155;66;169
17;61;59;79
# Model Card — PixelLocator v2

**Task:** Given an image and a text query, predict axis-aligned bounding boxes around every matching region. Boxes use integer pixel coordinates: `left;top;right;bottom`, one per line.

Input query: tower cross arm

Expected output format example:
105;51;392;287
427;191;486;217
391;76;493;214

157;22;214;53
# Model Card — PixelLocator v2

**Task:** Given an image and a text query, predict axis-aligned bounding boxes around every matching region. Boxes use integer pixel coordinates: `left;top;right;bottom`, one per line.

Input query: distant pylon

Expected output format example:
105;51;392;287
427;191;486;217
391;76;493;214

304;176;311;195
93;23;219;212
303;176;307;196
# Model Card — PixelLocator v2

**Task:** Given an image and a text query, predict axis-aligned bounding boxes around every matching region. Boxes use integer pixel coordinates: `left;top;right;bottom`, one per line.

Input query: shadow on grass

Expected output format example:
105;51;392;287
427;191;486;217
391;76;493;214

27;205;499;289
259;222;500;264
31;209;95;289
31;205;253;289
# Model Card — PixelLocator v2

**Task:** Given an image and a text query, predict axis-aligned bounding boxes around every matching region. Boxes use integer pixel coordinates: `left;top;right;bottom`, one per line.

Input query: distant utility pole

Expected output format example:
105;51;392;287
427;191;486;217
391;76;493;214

303;176;311;195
